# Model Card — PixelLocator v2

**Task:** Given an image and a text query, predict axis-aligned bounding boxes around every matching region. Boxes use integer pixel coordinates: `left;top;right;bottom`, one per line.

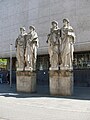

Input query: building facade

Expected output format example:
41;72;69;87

0;0;90;86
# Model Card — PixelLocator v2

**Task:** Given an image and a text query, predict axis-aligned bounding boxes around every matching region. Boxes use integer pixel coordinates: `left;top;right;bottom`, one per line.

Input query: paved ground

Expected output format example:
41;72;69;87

0;84;90;120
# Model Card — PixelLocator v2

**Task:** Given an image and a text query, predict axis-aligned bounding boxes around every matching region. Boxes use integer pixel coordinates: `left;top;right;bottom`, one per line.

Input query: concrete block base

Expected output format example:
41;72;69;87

49;70;73;96
16;71;36;93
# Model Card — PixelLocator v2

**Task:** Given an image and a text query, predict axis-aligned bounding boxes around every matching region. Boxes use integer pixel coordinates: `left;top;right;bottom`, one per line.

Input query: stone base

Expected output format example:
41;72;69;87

16;71;36;93
49;70;73;96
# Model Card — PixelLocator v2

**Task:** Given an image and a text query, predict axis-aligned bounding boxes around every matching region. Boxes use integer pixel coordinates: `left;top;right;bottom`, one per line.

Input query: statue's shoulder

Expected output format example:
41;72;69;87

50;28;55;33
68;26;73;31
24;33;27;36
68;26;75;39
32;31;38;40
34;31;38;36
17;34;21;40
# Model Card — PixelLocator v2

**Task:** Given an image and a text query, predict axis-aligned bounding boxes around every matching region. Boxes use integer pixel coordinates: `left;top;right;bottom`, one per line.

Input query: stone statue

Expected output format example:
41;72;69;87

47;21;62;70
15;27;27;69
60;18;75;68
25;26;39;71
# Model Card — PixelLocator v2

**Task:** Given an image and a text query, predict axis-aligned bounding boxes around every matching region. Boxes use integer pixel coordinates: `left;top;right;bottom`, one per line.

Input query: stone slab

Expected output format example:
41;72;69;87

49;70;73;96
16;71;36;93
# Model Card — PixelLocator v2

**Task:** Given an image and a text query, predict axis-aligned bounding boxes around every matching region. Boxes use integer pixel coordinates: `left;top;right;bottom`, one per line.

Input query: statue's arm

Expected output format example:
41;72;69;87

15;38;18;48
46;34;50;43
67;26;76;43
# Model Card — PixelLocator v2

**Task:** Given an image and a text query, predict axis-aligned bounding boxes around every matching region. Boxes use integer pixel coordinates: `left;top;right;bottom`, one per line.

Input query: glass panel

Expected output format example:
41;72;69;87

37;55;49;70
73;52;90;69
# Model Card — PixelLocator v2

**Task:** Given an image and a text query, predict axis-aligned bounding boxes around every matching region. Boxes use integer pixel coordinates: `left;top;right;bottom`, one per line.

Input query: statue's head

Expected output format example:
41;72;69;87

29;25;35;32
63;18;69;26
20;27;26;34
51;20;58;28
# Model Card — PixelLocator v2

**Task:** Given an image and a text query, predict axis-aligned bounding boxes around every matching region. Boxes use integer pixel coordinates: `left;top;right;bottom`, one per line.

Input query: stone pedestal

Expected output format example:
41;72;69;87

16;71;36;93
49;69;73;96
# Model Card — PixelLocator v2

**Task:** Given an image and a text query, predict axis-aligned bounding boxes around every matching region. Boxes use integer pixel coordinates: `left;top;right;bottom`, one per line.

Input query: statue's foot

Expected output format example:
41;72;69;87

60;65;73;70
17;67;24;71
49;67;58;70
30;67;33;72
25;66;33;71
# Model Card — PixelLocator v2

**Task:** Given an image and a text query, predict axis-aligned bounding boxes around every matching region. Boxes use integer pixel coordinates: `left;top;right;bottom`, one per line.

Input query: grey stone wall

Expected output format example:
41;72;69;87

0;0;90;58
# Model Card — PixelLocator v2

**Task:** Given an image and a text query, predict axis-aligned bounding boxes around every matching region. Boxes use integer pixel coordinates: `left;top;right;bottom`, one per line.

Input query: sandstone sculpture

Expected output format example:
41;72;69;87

25;26;39;71
60;18;75;68
47;21;62;70
15;27;27;70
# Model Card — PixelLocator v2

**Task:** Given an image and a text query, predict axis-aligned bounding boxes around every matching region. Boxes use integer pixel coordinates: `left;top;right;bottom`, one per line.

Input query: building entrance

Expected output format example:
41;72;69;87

36;55;49;94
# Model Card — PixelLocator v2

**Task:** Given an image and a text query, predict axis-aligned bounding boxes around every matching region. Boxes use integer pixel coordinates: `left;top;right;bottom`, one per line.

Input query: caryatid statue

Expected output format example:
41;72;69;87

47;21;62;70
25;26;39;71
15;27;27;69
60;18;75;68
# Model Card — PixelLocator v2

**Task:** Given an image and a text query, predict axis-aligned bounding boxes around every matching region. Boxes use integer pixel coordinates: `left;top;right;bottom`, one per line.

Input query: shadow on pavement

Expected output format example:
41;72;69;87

0;83;90;100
